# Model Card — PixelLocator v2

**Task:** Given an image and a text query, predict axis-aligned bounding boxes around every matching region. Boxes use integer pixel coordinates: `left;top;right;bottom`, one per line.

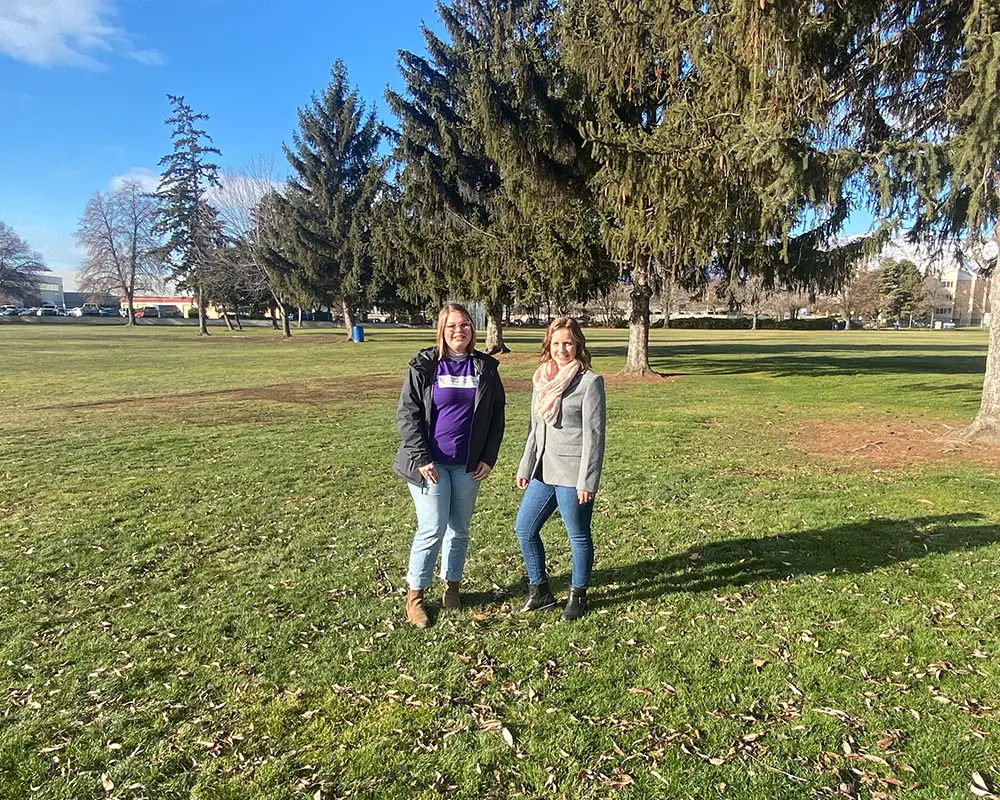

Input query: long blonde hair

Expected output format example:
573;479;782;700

434;303;477;358
540;316;592;370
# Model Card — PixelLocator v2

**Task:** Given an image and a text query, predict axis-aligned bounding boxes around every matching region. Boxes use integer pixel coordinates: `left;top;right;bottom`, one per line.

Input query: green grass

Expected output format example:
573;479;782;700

1;323;998;799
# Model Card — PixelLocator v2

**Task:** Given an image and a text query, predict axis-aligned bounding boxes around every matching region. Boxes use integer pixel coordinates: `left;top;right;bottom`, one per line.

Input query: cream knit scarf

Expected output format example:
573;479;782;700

532;359;582;425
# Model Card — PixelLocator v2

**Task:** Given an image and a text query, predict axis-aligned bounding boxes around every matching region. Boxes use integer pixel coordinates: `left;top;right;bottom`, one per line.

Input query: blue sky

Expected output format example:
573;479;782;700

0;0;442;290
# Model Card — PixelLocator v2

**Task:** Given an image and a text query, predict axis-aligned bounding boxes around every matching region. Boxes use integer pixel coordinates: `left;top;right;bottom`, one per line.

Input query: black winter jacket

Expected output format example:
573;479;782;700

392;347;506;486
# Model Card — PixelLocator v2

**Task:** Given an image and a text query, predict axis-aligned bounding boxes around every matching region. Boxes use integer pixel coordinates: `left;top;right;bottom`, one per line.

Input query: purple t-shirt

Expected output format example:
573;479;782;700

430;356;478;465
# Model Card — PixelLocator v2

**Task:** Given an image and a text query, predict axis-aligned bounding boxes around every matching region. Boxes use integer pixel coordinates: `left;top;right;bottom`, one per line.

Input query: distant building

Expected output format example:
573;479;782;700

926;264;990;327
856;235;991;327
35;274;64;306
64;291;120;309
2;273;66;306
125;295;232;320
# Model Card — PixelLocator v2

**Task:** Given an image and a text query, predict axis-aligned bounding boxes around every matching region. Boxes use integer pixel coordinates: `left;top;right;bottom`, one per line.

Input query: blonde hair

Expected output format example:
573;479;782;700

540;316;592;370
435;303;476;358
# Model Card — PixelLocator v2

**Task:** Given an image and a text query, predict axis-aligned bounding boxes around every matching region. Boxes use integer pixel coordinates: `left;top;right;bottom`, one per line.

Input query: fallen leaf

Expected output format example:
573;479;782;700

971;771;995;798
101;774;115;792
501;727;515;748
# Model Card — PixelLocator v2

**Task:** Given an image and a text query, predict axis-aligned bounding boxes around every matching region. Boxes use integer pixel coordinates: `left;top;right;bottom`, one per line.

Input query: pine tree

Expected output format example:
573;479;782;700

280;59;385;338
458;0;617;337
385;13;513;351
559;0;883;374
833;0;1000;440
152;95;221;336
385;2;607;352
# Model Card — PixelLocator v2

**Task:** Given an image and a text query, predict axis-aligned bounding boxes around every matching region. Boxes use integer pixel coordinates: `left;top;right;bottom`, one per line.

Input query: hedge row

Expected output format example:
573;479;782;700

645;316;839;330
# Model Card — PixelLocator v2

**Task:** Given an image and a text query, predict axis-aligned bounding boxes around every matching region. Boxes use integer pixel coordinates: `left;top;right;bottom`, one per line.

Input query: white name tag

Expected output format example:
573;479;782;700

437;375;479;389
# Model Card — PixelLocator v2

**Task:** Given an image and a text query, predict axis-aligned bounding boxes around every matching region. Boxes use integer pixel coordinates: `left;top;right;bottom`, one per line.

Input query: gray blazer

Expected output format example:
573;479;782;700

516;370;606;493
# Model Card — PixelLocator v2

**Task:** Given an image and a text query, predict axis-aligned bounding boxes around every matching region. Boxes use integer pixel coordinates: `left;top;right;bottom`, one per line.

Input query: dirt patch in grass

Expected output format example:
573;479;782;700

52;378;401;411
795;417;1000;470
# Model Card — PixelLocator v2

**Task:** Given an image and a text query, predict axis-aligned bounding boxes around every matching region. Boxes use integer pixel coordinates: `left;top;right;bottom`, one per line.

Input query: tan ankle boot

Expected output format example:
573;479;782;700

442;581;461;610
406;589;430;628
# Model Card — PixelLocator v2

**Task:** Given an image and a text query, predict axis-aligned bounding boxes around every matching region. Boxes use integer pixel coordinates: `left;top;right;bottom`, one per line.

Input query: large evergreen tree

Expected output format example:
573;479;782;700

559;1;882;374
386;0;614;353
281;59;385;337
459;0;616;333
385;10;513;351
831;0;1000;440
152;95;222;336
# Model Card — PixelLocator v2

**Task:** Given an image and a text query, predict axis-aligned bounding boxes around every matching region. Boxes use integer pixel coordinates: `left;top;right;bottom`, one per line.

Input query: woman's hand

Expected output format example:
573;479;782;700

472;462;492;481
577;490;594;505
418;463;439;484
516;477;529;490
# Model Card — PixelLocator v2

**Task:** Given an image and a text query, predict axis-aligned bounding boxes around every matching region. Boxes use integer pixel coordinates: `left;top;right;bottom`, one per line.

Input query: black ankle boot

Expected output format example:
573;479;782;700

561;587;588;621
518;580;557;612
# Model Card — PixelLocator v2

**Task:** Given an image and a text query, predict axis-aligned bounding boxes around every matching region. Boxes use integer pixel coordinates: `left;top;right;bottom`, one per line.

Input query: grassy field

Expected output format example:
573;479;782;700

1;323;998;800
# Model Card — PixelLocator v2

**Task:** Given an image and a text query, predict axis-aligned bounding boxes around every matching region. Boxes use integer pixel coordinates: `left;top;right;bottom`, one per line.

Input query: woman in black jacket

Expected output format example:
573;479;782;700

392;303;505;627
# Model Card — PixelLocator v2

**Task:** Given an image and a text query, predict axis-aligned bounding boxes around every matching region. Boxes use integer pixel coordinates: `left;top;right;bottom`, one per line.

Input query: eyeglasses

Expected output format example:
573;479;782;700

445;323;472;332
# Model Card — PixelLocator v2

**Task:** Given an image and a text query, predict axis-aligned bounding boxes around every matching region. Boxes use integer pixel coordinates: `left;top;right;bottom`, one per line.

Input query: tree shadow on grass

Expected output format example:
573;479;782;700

590;513;998;608
586;342;986;379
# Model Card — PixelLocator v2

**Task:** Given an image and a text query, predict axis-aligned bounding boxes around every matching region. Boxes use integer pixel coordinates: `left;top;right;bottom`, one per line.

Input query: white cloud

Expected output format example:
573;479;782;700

0;0;164;68
109;166;159;193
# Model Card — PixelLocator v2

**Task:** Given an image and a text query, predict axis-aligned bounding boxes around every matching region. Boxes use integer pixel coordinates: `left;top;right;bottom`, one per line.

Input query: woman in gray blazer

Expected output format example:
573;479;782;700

515;317;606;620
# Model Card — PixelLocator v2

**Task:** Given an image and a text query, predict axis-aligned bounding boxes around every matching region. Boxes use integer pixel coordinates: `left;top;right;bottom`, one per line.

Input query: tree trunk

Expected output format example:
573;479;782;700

222;310;234;331
483;301;510;354
126;294;136;327
271;293;291;338
962;266;1000;442
234;310;243;331
663;275;673;329
752;310;758;331
623;276;654;376
343;298;355;340
297;307;304;328
197;285;209;336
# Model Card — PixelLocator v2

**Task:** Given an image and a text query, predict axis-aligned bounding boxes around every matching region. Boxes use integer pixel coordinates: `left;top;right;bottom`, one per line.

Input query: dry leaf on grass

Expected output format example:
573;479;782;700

971;771;997;798
501;727;515;748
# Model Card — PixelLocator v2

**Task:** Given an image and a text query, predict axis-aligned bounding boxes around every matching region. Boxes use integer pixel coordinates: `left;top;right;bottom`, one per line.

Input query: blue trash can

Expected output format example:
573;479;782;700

351;324;365;342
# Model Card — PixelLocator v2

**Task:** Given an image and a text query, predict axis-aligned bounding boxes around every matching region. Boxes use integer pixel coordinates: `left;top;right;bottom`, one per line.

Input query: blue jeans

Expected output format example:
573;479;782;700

406;463;481;590
514;479;594;588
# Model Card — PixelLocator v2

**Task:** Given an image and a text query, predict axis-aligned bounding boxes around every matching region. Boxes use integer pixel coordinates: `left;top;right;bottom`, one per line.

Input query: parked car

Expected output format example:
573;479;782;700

0;305;19;316
99;306;119;317
137;305;160;318
36;304;59;316
157;304;183;318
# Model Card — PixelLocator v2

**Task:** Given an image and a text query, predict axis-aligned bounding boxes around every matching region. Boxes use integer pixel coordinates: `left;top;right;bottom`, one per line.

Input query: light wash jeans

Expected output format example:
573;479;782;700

514;478;594;588
406;463;481;590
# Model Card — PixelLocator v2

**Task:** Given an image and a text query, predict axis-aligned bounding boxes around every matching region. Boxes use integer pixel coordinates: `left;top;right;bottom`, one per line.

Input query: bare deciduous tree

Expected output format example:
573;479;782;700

0;221;47;303
212;156;296;337
729;272;769;330
75;181;162;325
